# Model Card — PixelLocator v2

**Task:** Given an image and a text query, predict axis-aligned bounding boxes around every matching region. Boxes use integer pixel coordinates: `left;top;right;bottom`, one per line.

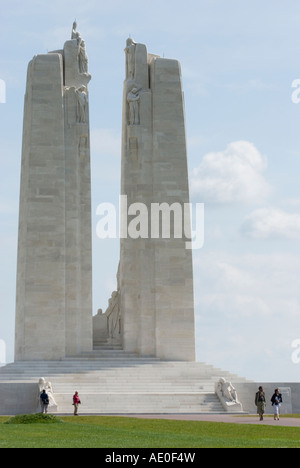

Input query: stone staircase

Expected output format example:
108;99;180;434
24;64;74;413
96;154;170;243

0;346;247;415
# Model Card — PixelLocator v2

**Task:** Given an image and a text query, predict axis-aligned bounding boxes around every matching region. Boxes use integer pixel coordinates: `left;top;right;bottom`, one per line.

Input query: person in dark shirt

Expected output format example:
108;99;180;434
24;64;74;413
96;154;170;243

271;388;283;421
40;390;49;414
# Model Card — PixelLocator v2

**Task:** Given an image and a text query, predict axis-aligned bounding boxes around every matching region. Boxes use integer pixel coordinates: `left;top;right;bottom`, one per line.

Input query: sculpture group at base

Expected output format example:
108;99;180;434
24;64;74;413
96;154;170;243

37;378;58;413
216;378;243;413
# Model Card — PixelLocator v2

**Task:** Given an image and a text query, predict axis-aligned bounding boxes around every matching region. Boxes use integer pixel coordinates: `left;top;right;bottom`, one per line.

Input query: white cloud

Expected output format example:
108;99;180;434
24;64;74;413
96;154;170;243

194;251;300;381
241;207;300;239
191;141;271;204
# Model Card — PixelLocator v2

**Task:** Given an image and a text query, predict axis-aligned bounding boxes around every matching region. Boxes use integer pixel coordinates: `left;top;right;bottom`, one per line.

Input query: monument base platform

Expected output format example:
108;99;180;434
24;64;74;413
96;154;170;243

2;352;299;415
1;355;299;415
0;352;252;415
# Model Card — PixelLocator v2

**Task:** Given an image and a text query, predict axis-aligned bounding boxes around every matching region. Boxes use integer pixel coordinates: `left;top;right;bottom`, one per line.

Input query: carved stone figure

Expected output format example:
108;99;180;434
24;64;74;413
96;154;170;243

79;135;88;159
125;38;136;80
45;381;57;408
105;291;121;339
217;378;239;403
127;87;140;125
75;86;88;123
215;377;243;412
71;21;81;41
71;22;89;76
78;40;89;74
38;377;46;394
37;378;58;410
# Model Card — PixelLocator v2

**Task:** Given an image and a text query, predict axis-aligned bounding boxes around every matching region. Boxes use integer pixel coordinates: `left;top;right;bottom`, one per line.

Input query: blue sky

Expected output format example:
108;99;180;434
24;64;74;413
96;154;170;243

1;0;300;381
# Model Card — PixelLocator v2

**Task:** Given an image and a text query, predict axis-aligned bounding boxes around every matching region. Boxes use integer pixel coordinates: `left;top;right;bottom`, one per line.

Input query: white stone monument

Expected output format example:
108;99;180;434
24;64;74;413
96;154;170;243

16;26;195;363
118;39;196;361
0;28;295;417
15;24;93;361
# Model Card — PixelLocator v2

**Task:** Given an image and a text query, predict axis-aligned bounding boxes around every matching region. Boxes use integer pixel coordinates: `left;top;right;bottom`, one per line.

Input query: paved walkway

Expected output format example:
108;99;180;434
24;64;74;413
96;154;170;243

117;414;300;427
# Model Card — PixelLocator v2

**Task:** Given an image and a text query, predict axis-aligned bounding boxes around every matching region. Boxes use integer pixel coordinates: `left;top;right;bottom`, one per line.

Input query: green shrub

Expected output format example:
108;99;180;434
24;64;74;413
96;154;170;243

4;414;64;425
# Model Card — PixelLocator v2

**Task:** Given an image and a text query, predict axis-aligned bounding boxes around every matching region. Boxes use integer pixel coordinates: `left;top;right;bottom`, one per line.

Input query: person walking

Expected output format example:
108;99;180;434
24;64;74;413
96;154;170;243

271;388;283;421
255;386;266;421
73;391;81;416
40;389;49;414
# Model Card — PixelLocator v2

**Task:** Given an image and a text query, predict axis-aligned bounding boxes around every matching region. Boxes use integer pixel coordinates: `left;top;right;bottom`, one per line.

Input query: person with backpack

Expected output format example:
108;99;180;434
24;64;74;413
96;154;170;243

40;389;49;414
255;386;266;421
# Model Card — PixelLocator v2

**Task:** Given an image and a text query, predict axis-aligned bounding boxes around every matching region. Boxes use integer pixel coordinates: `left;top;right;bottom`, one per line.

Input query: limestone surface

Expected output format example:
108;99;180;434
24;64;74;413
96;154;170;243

15;25;93;361
118;39;196;361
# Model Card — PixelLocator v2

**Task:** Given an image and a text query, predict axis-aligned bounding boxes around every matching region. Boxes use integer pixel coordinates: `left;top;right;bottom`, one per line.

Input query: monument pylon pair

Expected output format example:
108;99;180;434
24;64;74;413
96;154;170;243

14;25;196;362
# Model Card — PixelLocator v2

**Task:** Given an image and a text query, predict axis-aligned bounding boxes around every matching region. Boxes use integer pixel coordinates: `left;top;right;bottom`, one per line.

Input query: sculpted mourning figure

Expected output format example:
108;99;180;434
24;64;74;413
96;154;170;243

217;378;240;404
215;378;243;412
79;135;88;159
65;85;88;124
127;87;140;126
71;21;89;76
125;38;136;80
72;21;81;41
37;378;57;410
106;291;121;339
75;86;88;123
78;39;89;74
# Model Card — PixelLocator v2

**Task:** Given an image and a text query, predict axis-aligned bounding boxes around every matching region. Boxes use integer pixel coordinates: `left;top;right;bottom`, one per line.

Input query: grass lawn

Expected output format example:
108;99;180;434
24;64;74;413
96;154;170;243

0;415;299;448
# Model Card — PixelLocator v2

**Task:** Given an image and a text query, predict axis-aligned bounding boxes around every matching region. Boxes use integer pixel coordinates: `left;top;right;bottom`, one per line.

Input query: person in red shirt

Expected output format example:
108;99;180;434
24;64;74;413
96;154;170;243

73;391;81;416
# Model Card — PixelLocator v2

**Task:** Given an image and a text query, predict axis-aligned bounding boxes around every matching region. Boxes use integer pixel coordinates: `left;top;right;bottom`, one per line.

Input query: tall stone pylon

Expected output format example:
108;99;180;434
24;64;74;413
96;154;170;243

119;39;196;361
15;23;93;361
